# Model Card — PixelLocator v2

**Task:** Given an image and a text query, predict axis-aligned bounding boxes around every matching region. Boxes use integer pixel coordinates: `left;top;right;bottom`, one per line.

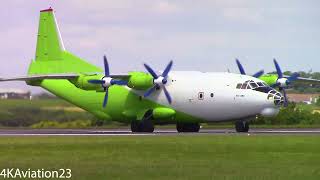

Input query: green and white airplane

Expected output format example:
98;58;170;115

1;8;320;133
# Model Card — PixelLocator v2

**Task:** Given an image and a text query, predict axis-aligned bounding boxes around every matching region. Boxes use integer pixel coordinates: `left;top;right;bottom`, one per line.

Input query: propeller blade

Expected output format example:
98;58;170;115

110;79;127;85
144;85;158;97
103;55;110;77
162;86;172;104
236;59;246;75
252;70;264;78
103;89;109;108
281;88;288;107
287;72;300;82
162;60;173;78
144;63;158;79
88;80;105;84
273;59;283;78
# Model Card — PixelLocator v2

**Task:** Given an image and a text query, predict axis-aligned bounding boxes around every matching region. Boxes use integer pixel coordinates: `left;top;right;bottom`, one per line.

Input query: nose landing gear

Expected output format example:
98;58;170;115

235;121;249;132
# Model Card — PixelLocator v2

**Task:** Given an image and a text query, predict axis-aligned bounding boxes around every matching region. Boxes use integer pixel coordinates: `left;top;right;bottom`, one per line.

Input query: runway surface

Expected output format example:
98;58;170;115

1;128;320;136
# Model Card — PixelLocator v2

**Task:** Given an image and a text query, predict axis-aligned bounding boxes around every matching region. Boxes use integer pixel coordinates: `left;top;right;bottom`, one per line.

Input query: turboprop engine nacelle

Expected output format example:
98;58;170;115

72;74;105;91
127;72;154;90
152;108;176;119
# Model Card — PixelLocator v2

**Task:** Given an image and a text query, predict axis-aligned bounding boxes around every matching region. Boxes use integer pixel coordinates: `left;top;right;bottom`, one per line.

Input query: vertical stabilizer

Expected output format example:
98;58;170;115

35;7;64;61
29;8;101;75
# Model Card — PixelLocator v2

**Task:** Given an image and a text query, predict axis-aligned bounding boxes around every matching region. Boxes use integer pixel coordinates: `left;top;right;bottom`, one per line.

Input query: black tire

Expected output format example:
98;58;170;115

176;123;184;132
131;121;154;133
141;118;154;133
176;123;200;132
131;121;141;132
235;121;249;132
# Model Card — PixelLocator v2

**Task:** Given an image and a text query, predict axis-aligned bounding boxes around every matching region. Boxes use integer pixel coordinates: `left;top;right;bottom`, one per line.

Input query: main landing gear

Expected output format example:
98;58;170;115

235;121;249;132
176;122;200;132
130;110;154;133
131;120;154;133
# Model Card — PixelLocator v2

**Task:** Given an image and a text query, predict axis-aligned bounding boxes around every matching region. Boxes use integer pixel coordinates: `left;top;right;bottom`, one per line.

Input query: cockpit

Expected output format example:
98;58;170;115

236;80;284;106
236;80;268;90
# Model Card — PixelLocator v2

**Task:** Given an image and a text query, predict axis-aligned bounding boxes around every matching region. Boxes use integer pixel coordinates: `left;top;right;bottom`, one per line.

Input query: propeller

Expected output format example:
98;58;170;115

143;61;173;104
271;59;300;106
236;59;264;78
88;55;127;108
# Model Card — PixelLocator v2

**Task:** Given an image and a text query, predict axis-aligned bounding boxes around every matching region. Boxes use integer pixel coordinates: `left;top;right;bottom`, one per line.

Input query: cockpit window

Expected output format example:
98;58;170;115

250;82;258;88
236;80;269;90
246;83;251;89
241;83;247;89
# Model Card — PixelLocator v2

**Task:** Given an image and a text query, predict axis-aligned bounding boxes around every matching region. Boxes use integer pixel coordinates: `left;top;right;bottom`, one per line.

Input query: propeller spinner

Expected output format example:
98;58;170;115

143;61;173;104
88;55;127;108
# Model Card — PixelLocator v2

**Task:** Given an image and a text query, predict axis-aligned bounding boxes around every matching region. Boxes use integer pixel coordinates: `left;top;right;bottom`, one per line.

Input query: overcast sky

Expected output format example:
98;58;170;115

0;0;320;93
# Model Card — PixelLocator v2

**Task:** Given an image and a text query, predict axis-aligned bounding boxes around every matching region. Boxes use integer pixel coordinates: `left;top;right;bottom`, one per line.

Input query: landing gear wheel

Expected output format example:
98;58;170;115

176;123;200;132
235;121;249;132
130;120;154;133
131;121;141;132
141;118;155;132
130;110;155;133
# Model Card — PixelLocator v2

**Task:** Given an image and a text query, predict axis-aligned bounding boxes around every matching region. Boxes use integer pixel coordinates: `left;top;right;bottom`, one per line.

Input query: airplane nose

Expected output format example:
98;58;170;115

267;89;284;106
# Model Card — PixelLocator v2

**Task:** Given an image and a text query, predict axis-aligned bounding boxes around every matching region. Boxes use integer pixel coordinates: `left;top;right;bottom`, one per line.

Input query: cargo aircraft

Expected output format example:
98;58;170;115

1;8;319;133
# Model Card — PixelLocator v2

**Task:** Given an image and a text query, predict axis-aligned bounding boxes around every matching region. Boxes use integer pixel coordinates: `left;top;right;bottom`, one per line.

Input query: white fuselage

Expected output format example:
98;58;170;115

133;71;281;122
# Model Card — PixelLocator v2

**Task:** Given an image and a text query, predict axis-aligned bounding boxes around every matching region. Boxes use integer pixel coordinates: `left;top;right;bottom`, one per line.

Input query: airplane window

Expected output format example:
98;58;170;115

257;82;264;87
198;92;204;100
262;82;268;86
210;93;214;97
250;82;258;88
246;83;252;89
236;83;242;89
241;83;248;89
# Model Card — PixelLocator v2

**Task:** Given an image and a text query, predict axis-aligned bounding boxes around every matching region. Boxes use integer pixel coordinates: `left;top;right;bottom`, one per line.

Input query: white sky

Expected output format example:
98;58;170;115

0;0;320;93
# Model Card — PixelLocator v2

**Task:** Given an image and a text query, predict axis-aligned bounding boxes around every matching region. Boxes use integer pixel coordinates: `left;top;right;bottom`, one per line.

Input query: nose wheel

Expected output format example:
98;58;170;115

235;121;249;132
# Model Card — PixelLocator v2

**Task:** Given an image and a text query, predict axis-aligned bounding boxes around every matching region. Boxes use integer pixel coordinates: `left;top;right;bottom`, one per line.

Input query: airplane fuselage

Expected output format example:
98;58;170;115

130;71;282;122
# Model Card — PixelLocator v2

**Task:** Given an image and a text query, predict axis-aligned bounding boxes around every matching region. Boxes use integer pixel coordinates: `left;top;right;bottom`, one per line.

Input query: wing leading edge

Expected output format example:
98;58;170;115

0;74;79;81
0;73;131;82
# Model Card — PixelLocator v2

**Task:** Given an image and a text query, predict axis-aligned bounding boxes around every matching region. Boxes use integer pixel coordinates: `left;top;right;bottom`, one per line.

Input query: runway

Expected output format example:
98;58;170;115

1;128;320;136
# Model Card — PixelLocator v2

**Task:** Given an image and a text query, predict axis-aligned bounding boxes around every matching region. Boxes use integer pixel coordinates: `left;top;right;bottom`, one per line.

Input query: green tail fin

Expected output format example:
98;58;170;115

28;8;101;75
35;8;64;61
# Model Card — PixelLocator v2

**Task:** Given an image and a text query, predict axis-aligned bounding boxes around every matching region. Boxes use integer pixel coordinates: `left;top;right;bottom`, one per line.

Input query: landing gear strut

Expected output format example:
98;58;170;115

235;121;249;132
131;110;154;133
176;123;200;132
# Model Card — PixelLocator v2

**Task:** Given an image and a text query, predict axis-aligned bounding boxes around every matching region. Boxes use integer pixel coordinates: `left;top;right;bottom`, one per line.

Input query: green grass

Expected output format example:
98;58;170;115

296;103;320;111
0;99;98;127
0;135;319;180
